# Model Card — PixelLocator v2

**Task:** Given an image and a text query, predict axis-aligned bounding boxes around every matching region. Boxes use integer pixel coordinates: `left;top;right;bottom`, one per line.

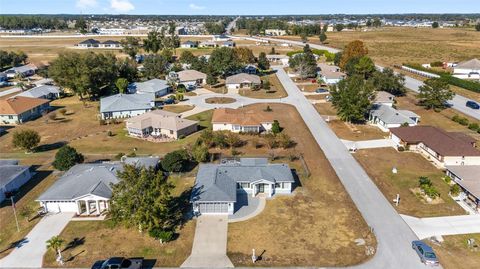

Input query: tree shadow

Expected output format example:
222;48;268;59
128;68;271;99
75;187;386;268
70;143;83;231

256;249;266;261
35;141;66;152
65;249;85;262
141;259;158;269
0;238;29;254
62;237;85;252
168;187;195;229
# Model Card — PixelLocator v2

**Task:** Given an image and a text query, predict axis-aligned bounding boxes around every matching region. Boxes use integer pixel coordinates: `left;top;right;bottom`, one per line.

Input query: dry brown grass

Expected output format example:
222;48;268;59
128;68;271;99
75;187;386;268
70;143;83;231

327;120;387;141
227;104;375;267
161;105;195;114
239;74;288;99
354;148;464;217
205;97;236;104
428;234;480;269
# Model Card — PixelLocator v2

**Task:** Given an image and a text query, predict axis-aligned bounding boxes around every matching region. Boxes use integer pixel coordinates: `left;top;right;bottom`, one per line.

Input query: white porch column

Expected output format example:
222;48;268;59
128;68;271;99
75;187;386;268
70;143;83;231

85;200;90;215
252;184;256;197
76;201;81;215
95;200;100;215
105;200;110;210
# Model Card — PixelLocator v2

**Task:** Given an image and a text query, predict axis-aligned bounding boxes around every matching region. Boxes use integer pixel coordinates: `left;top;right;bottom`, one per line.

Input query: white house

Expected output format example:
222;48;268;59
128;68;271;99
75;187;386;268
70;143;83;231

129;79;171;98
265;29;287;36
445;165;480;213
390;126;480;168
5;64;37;78
369;104;420;132
212;108;273;133
374;91;395;107
175;70;207;86
181;41;197;48
98;40;122;49
266;54;290;66
453;58;480;81
199;41;217;48
77;39;101;48
191;158;294;215
318;63;346;84
100;93;154;120
225;73;261;90
15;85;61;100
221;41;236;48
0;160;32;203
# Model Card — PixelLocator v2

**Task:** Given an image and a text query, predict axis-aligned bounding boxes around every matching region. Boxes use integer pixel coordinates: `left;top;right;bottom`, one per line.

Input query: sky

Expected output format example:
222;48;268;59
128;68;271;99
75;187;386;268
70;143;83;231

0;0;479;15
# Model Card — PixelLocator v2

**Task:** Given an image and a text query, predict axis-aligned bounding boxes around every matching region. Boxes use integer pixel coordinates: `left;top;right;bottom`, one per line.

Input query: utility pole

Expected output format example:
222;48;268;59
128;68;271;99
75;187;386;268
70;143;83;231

11;196;20;232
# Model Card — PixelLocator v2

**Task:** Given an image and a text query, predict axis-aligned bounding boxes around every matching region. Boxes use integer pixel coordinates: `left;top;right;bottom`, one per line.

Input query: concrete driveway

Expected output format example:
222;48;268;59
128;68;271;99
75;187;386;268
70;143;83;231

0;212;74;268
402;214;480;239
181;215;233;268
342;139;395;150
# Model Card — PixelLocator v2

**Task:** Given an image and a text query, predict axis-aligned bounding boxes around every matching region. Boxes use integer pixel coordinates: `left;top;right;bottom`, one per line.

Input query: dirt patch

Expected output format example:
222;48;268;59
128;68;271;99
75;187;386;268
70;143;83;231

205;97;236;104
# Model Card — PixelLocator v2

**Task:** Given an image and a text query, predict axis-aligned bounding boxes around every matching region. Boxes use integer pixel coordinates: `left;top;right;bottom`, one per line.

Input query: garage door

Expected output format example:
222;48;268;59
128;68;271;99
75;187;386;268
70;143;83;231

44;201;78;213
198;202;228;214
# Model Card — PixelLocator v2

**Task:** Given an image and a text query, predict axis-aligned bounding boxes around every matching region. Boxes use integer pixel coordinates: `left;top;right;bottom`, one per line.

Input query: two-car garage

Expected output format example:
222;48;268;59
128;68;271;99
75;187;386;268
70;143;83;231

194;202;234;215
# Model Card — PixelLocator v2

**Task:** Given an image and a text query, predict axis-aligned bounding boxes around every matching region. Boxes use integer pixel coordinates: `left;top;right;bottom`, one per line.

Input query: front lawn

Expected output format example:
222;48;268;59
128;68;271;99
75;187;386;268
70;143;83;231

162;105;195;114
429;234;480;269
239;74;288;99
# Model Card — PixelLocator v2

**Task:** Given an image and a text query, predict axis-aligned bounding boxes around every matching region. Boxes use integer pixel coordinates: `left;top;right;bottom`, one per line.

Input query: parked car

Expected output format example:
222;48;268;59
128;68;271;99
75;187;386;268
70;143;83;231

186;84;196;91
315;88;328;93
163;98;175;105
412;241;439;266
91;257;143;269
466;100;480;110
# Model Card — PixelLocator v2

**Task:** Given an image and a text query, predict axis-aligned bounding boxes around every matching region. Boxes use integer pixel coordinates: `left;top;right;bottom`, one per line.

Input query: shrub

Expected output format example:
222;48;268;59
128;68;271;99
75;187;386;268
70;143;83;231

468;123;479;131
48;112;57;121
114;153;125;160
419;176;432;188
430;61;443;67
148;228;174;244
231;148;241;156
161;149;190;172
450;184;461;197
264;105;273;112
418;176;440;199
99;119;106;125
12;129;41;153
52;145;84;171
443;176;452;184
458;117;469;126
397;146;405;152
191;144;209;163
107;130;113;137
59;108;67;115
451;114;460;122
271;120;281;134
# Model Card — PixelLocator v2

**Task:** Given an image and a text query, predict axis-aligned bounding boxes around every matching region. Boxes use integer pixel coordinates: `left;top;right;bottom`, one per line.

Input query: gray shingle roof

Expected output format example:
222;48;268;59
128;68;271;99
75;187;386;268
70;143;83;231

225;73;261;85
37;163;122;201
16;85;60;99
0;164;30;188
191;158;294;203
123;156;160;169
370;105;419;125
100;93;153;113
130;79;169;94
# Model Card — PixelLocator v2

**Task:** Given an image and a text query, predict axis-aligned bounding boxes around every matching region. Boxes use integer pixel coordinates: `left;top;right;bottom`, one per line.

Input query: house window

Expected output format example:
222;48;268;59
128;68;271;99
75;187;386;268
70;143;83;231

275;182;284;189
8;115;13;119
237;182;249;189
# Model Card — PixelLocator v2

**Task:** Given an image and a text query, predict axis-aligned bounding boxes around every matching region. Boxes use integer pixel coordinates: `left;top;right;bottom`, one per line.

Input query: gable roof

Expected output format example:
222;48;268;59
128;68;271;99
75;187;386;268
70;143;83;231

122;156;160;169
126;110;198;131
78;39;100;45
446;165;480;199
370;105;419;125
191;158;294;203
100;93;152;113
6;64;37;74
456;58;480;70
390;126;480;157
177;70;206;82
130;79;169;94
225;73;261;85
318;63;340;73
0;96;50;115
16;85;60;99
374;91;395;104
212;108;274;126
101;40;120;45
37;163;122;201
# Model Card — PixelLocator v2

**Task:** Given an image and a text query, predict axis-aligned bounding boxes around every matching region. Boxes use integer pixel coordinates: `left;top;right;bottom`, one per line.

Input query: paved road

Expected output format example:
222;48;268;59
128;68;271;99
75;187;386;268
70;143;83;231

273;67;427;269
402;214;480;239
246;35;480;121
181;215;234;268
0;212;74;268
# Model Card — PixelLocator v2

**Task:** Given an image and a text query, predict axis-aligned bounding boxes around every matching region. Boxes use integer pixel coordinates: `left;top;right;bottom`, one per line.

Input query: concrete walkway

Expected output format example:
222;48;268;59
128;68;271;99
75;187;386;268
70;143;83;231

181;215;234;268
401;214;480;239
0;212;74;268
228;194;265;223
342;139;395;150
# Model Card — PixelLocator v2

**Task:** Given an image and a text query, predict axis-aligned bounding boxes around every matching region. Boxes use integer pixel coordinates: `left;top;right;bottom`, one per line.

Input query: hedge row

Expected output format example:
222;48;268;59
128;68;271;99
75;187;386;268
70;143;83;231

287;49;336;61
404;63;480;93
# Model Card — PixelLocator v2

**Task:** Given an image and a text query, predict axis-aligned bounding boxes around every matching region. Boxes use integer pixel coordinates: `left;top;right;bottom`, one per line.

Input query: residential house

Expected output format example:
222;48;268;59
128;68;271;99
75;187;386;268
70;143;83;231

100;93;154;120
0;72;7;82
37;157;159;215
98;40;122;49
369;104;420;132
33;78;54;86
265;29;287;36
176;70;207;86
212;108;273;133
190;158;295;215
212;34;231;42
221;41;236;48
129;79;171;98
199;41;217;48
318;63;346;84
181;41;198;48
126;110;198;140
390;126;480;168
0;160;32;203
16;85;61;100
5;64;37;78
77;39;100;48
266;54;290;66
445;165;480;213
0;96;50;124
374;91;395;107
453;58;480;80
225;73;261;90
244;64;258;74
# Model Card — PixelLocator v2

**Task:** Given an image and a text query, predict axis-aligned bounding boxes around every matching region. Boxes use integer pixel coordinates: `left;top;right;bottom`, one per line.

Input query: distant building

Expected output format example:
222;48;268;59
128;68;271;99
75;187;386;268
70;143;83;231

5;64;37;78
374;91;395;107
181;41;197;48
266;54;289;66
175;70;207;86
265;29;287;36
221;41;236;48
453;58;480;81
199;41;217;48
98;40;122;49
77;39;101;48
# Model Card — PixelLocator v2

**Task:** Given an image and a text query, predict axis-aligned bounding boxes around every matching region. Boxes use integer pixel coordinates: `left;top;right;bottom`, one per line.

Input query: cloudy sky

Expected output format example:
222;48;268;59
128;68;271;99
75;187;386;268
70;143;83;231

0;0;479;14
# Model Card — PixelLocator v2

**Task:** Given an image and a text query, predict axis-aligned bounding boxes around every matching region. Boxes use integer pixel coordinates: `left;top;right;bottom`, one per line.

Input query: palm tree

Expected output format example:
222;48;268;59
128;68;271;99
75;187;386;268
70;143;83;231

46;236;64;265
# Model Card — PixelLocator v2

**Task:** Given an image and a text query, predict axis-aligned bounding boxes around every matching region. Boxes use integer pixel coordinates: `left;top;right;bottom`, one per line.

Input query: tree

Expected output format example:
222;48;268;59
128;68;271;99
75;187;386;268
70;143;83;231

115;78;129;94
46;236;64;265
190;56;208;73
432;22;440;28
109;165;176;233
322;24;329;32
12;129;40;153
370;68;406;96
120;36;141;59
354;56;376;79
372;18;382;28
74;18;87;34
334;52;342;66
191;144;209;163
52;145;84;171
143;30;163;54
143;54;169;79
319;31;327;44
335;24;345;32
476;23;480;31
330;75;375;122
234;47;255;64
339;40;368;70
418;78;454;110
117;58;138;82
271;120;281;134
208;47;242;76
257;52;270;70
278;132;294;149
161;149;190;172
289;45;318;79
10;51;28;66
179;50;197;64
300;33;308;43
366;19;372;27
225;132;242;148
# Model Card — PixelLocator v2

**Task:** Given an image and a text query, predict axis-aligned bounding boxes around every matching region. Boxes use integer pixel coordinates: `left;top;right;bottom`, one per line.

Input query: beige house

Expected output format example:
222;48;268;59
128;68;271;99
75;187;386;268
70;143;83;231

126;110;198;140
225;73;261;90
176;70;207;86
212;108;274;133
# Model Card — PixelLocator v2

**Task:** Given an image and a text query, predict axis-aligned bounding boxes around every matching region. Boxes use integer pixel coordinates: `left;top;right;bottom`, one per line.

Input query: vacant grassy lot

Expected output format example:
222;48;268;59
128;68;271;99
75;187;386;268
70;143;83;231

227;104;375;267
428;234;480;269
162;105;195;114
314;103;337;116
239;74;288;99
327;120;387;141
354;148;464;217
